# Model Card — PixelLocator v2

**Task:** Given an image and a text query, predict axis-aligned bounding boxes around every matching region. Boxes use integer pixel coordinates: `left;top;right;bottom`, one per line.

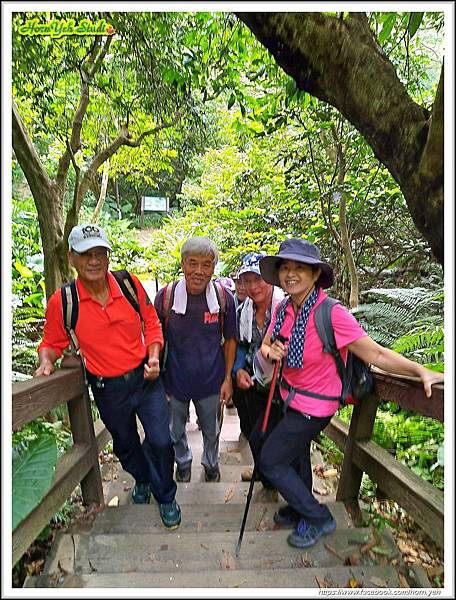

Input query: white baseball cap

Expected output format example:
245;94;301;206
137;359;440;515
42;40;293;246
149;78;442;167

68;224;112;253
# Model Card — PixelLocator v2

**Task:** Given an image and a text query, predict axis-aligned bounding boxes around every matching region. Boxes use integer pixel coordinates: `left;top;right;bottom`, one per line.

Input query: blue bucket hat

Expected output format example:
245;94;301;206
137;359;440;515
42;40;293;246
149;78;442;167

237;252;266;278
259;239;334;289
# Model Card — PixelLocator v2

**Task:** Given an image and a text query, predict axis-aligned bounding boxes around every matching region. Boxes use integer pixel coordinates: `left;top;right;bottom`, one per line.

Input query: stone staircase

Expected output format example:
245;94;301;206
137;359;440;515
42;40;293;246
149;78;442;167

24;408;430;589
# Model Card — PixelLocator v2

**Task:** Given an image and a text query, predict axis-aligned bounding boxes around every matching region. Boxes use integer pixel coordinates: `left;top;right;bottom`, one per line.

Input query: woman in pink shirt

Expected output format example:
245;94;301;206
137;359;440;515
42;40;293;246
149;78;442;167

253;238;444;550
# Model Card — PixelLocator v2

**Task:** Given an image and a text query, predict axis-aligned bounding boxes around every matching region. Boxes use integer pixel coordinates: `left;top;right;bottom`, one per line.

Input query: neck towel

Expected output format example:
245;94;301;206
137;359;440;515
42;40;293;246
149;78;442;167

171;278;220;315
239;286;285;343
271;287;320;368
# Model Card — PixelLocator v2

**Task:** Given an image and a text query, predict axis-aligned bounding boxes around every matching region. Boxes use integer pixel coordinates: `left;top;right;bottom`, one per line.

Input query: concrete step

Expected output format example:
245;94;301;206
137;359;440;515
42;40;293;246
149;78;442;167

25;564;403;588
88;502;353;535
43;527;400;576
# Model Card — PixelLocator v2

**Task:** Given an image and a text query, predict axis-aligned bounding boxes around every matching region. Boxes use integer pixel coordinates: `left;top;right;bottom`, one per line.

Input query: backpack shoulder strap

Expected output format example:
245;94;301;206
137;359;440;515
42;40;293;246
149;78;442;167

314;297;349;402
61;280;80;353
112;269;141;317
213;281;227;335
160;281;178;334
213;281;227;313
314;297;339;354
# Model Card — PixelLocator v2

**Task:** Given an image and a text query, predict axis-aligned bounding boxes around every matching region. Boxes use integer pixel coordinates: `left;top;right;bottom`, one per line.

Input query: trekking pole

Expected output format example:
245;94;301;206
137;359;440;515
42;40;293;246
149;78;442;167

235;335;287;558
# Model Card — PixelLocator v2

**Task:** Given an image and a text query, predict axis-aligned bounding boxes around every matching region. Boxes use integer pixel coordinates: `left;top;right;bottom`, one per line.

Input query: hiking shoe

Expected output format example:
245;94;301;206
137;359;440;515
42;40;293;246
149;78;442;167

176;466;192;483
273;504;300;529
131;482;151;504
287;516;337;549
159;499;181;530
204;467;221;482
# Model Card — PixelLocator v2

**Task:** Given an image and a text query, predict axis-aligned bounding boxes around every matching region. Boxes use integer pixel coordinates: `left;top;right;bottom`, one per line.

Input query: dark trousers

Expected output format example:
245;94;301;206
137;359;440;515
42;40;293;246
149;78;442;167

232;380;258;438
90;370;176;504
232;383;276;439
251;407;333;526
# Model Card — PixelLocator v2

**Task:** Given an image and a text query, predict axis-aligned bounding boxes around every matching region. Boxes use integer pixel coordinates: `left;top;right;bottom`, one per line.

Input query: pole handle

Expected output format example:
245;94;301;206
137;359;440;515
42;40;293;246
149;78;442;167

260;334;287;433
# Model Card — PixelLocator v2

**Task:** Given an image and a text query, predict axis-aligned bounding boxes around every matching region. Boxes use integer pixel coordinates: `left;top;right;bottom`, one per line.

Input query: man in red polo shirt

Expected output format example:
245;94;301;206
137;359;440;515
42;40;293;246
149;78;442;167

35;224;181;530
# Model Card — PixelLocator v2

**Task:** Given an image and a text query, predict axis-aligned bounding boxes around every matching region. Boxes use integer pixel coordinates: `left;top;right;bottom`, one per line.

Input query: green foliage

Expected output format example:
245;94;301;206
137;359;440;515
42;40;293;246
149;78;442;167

12;435;58;530
12;195;45;310
352;286;444;368
337;403;444;490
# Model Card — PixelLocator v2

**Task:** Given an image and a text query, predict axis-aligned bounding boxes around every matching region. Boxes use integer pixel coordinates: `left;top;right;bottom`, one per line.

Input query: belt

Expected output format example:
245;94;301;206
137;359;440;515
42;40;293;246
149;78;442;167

87;360;146;389
280;378;341;414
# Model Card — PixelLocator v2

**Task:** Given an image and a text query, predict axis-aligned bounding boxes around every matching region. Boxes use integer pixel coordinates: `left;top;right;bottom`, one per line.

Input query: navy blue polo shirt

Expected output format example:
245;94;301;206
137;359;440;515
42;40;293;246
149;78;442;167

155;285;236;401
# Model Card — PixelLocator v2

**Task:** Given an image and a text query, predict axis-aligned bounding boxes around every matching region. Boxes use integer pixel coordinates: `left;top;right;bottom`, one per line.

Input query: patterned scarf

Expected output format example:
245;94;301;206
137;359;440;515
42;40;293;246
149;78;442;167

271;287;319;369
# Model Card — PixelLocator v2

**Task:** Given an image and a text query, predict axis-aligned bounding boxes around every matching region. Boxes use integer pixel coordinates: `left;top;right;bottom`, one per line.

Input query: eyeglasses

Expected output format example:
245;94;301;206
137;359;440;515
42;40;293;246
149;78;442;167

72;249;109;260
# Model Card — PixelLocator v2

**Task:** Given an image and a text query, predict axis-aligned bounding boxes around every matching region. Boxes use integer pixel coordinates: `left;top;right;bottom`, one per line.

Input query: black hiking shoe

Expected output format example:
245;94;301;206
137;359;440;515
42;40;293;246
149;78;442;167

273;504;300;528
176;466;192;483
204;467;221;482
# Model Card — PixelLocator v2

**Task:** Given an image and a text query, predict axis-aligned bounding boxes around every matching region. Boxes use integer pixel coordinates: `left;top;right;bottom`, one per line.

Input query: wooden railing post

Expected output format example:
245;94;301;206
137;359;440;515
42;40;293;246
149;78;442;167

336;391;381;519
63;360;104;506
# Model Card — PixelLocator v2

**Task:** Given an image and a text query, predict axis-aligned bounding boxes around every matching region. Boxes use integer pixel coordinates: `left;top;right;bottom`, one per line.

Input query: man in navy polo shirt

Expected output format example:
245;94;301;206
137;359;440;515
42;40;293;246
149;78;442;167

154;236;237;483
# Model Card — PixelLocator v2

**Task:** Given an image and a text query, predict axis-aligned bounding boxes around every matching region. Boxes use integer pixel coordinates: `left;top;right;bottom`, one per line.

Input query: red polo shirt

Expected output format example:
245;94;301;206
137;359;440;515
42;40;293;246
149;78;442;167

38;272;164;377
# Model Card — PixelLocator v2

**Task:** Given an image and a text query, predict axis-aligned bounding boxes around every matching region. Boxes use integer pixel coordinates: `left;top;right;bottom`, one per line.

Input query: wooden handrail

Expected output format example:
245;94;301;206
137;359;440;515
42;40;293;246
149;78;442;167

325;369;444;547
12;365;445;566
12;364;109;566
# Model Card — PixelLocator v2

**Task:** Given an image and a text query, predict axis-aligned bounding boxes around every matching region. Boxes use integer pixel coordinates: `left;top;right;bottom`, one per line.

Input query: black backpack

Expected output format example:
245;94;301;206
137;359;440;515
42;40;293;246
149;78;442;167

313;297;374;405
61;269;142;355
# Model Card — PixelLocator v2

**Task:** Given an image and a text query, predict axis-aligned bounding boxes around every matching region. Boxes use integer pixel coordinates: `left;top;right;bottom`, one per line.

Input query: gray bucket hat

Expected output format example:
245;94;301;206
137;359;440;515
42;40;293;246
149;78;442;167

259;238;334;289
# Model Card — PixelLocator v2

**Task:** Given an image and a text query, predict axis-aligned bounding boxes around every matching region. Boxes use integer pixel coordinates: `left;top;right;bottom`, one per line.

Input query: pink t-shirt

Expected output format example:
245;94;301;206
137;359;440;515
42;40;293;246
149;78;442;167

267;289;367;417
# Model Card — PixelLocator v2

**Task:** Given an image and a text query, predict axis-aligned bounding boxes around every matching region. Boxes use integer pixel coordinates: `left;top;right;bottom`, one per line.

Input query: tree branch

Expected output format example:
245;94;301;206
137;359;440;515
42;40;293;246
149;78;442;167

418;63;444;183
12;99;53;211
55;36;113;195
77;110;183;213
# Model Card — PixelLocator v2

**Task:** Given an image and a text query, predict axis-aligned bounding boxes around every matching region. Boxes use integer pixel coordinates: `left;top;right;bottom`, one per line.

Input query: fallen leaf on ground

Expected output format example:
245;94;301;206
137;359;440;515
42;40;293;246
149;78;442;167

322;468;338;478
301;554;313;567
369;576;388;587
26;559;44;576
372;545;391;556
108;496;119;506
398;573;410;588
315;576;330;588
360;536;376;554
255;507;268;531
313;464;325;477
224;487;235;503
344;553;361;566
348;577;361;588
221;549;236;570
324;543;344;560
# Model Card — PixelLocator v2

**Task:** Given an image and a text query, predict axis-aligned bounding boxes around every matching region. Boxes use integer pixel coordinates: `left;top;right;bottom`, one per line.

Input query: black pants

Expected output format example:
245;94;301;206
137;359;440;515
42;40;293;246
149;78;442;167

232;380;252;437
252;407;333;526
89;369;176;504
232;383;277;439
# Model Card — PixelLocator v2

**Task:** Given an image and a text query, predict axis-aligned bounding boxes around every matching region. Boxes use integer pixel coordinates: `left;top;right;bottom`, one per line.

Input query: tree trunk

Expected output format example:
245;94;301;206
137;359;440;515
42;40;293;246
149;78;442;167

91;160;110;222
114;180;122;219
236;12;444;264
12;100;70;298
